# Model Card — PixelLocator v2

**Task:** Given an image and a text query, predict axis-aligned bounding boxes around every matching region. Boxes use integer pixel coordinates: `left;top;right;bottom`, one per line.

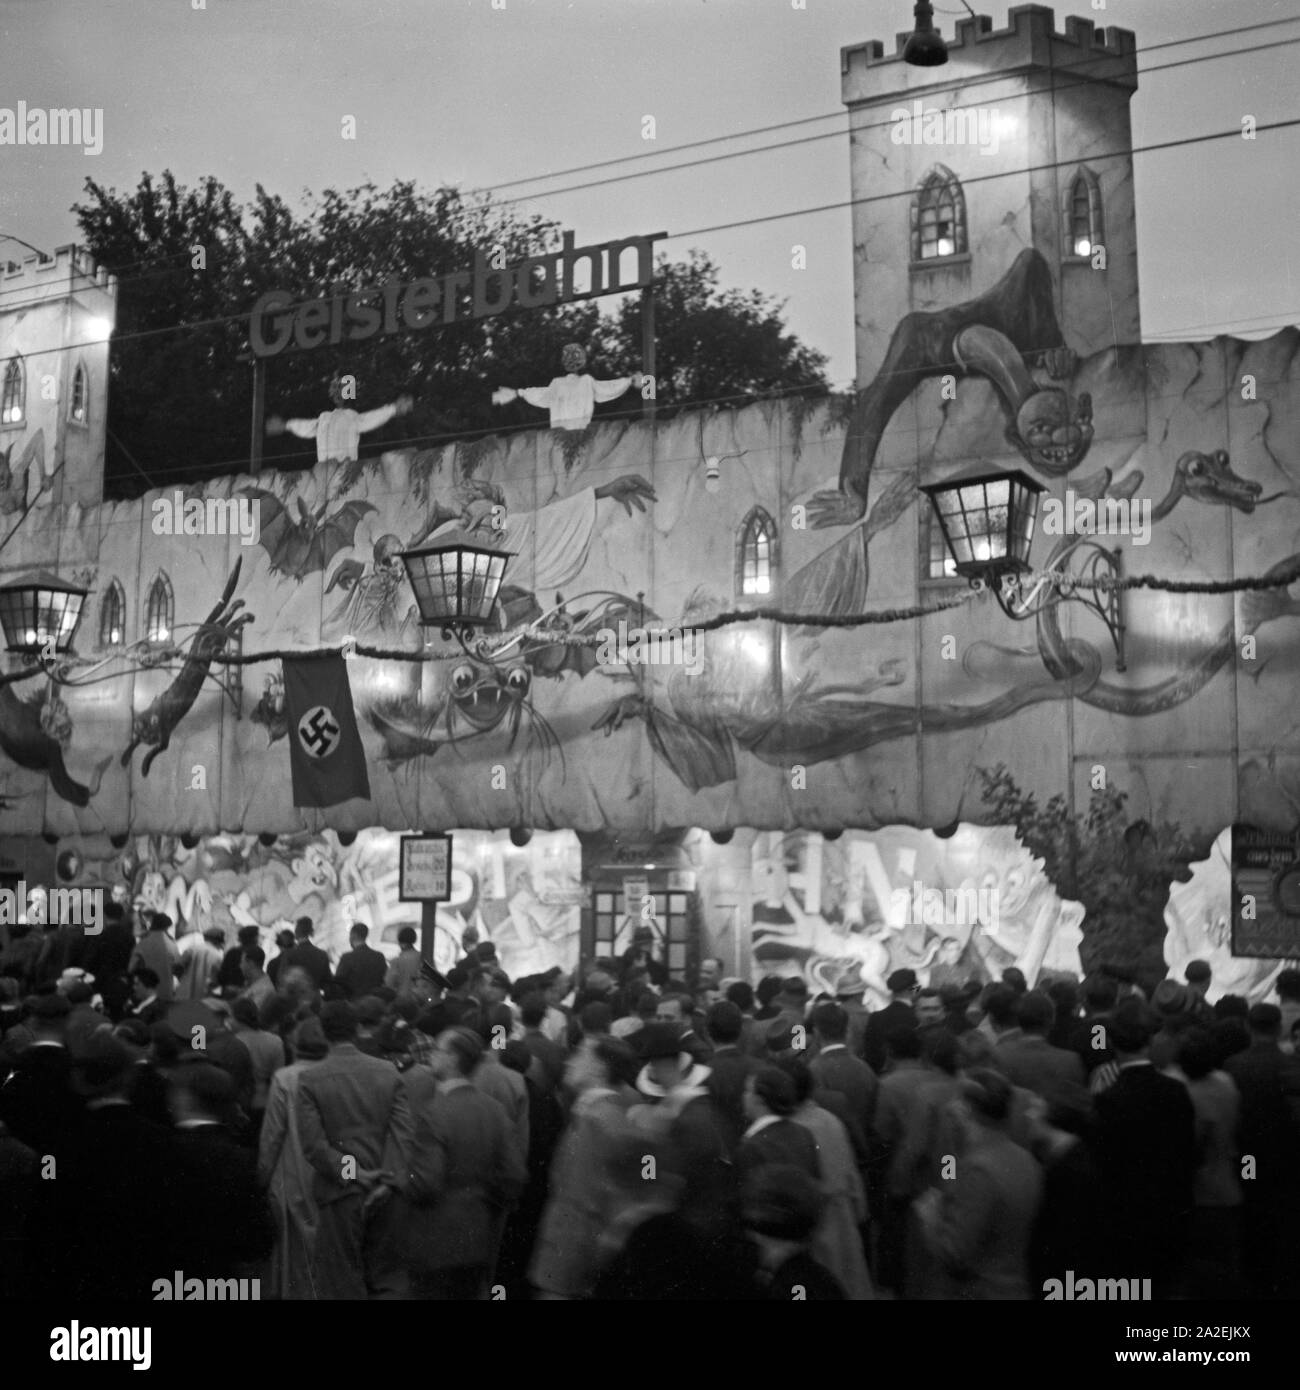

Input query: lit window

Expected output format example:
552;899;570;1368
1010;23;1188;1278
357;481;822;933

145;573;173;644
99;580;125;648
1066;168;1104;260
737;507;778;598
70;364;88;423
912;167;966;263
922;508;960;581
1;359;24;426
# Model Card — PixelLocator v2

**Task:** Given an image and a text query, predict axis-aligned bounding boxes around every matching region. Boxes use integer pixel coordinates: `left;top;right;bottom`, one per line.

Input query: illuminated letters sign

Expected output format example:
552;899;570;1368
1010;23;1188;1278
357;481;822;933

248;229;668;359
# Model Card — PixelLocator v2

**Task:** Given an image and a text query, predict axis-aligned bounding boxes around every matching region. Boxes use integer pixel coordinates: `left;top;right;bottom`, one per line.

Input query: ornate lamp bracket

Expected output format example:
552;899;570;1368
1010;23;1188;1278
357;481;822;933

976;539;1126;672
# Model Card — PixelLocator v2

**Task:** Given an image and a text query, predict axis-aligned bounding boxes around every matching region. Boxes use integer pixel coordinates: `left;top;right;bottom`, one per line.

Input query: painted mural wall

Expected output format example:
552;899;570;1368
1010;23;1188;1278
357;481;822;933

45;827;583;980
687;823;1287;1006
3;273;1299;854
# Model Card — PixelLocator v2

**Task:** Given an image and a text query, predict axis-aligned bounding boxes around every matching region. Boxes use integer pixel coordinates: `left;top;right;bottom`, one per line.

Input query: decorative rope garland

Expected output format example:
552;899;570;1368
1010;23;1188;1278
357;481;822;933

6;557;1297;683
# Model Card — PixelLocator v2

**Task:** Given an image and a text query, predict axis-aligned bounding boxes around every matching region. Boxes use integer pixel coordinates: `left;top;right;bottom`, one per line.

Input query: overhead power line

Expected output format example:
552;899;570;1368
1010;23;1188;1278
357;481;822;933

2;16;1295;307
7;112;1294;362
465;16;1300;202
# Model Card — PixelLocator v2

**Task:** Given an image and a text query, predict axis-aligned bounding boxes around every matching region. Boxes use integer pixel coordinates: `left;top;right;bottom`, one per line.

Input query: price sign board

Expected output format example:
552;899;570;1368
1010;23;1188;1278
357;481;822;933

399;833;452;903
1232;823;1300;958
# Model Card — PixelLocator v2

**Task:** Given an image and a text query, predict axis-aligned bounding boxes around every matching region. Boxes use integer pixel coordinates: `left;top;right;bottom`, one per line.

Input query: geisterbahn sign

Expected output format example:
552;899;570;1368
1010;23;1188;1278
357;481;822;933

248;229;667;358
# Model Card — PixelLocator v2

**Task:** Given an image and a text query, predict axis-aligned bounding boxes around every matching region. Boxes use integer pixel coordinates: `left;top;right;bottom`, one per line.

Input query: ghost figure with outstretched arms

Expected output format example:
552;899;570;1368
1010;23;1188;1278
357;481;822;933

493;342;642;430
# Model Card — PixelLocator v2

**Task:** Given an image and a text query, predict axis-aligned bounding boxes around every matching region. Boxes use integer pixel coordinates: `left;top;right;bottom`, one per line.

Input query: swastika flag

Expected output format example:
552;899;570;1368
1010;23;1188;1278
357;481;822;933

282;655;371;808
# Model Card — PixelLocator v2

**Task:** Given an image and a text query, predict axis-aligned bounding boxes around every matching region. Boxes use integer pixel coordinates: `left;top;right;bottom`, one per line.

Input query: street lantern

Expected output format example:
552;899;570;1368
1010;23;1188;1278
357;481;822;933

922;467;1127;671
902;2;949;67
921;467;1044;580
400;530;513;647
0;572;88;656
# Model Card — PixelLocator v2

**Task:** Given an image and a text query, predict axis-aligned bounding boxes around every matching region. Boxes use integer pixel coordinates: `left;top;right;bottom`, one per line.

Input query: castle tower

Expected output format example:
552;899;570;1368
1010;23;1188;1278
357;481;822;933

0;244;116;511
841;5;1139;385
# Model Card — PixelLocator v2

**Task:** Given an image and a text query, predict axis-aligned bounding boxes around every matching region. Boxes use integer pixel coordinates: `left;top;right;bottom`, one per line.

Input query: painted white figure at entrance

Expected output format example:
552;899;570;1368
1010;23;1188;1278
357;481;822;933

492;342;642;431
750;843;894;1005
265;374;413;462
940;825;1084;983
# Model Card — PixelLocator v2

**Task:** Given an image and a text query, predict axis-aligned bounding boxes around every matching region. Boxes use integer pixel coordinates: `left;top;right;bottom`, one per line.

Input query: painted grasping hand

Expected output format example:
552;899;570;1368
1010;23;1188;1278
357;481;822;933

807;486;868;530
594;474;658;516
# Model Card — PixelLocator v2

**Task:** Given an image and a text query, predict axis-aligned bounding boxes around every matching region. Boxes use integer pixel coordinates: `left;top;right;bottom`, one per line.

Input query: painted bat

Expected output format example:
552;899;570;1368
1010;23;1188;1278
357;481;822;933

239;488;375;582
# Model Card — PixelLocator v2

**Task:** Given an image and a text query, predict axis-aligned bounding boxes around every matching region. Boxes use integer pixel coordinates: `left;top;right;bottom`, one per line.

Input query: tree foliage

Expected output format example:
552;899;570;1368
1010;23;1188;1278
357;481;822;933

976;764;1200;984
72;173;827;498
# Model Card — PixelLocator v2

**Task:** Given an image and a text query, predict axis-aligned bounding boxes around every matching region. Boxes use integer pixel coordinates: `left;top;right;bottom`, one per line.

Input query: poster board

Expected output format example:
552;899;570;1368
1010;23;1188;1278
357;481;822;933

622;876;650;924
1231;823;1300;959
399;833;452;903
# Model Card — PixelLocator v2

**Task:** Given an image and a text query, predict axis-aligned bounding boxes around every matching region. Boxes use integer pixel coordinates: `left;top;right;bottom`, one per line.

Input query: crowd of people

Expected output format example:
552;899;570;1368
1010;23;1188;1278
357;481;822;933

2;903;1300;1301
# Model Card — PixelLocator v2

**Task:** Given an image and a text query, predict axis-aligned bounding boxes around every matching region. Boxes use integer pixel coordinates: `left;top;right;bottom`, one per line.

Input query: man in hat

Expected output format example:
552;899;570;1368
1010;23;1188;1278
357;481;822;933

737;1066;819;1183
0;993;76;1155
218;924;261;996
915;1068;1043;1299
189;998;256;1120
59;1031;176;1299
619;924;667;987
298;1001;415;1298
230;997;285;1135
266;928;299;990
632;1021;734;1239
927;937;967;993
335;922;389;1001
237;946;275;1012
743;1164;845;1300
472;1005;530;1161
1149;979;1199;1070
128;912;181;1003
402;1025;529;1299
808;1002;877;1152
125;967;169;1027
353;995;388;1056
702;1001;757;1153
655;991;711;1065
772;976;810;1033
62;979;112;1058
1092;1000;1196;1298
167;1058;275;1281
833;969;872;1058
989;990;1084;1104
283;916;333;993
862;968;919;1075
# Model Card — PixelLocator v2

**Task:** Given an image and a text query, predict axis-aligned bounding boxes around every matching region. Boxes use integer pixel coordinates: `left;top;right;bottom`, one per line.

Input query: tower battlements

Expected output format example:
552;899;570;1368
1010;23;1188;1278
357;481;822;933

1;244;116;303
843;5;1137;106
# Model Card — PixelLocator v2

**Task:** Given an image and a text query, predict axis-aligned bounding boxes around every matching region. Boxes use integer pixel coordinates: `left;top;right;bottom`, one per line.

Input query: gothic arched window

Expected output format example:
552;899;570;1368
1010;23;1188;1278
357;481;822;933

736;507;778;598
1065;167;1104;258
69;362;89;424
145;572;174;643
99;580;125;648
912;166;967;263
1;358;25;426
